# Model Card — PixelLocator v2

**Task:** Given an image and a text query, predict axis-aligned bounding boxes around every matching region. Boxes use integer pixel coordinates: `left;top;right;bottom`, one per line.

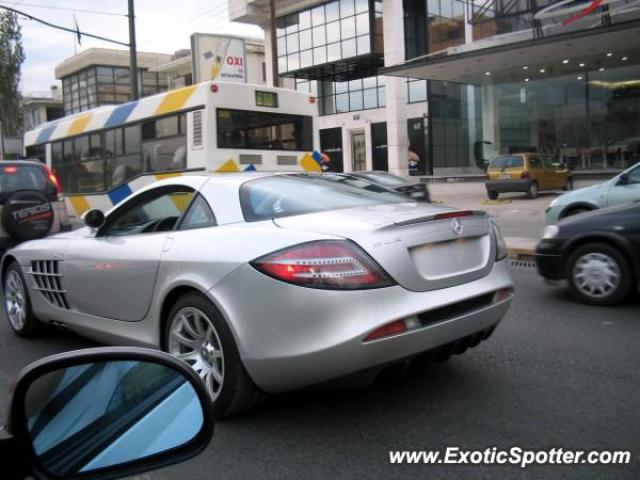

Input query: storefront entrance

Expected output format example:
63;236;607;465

351;131;366;171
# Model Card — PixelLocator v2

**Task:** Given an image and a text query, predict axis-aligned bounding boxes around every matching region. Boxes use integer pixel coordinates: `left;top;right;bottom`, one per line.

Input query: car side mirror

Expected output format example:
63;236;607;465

3;347;214;480
82;209;105;229
618;173;630;185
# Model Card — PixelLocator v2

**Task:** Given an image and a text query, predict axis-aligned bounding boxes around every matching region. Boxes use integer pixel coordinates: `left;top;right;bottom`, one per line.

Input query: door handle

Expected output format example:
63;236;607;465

162;237;174;252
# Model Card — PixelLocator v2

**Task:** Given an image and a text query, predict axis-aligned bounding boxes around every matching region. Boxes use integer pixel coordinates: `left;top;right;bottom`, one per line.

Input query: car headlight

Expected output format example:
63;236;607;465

542;225;560;239
491;221;508;261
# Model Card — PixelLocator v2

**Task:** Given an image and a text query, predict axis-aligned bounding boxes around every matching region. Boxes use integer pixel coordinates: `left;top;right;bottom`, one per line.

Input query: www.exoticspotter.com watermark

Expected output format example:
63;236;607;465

389;447;632;468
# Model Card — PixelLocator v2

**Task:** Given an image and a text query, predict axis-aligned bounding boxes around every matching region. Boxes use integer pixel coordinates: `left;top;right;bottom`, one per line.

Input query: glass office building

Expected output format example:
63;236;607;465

61;66;168;115
232;0;640;175
390;0;640;173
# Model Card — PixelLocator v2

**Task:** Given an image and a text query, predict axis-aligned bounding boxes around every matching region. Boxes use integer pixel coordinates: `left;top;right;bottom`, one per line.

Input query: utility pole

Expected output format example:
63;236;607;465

269;0;279;87
128;0;139;100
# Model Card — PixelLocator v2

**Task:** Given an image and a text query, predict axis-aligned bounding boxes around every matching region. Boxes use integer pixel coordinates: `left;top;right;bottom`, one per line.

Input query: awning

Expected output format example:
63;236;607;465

381;19;640;85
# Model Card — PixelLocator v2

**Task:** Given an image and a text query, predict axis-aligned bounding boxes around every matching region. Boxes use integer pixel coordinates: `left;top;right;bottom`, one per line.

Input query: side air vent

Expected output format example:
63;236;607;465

30;260;69;310
192;110;203;148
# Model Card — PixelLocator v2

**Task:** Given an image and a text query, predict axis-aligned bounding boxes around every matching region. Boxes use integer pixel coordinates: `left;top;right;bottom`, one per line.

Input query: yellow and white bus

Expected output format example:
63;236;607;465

23;81;320;219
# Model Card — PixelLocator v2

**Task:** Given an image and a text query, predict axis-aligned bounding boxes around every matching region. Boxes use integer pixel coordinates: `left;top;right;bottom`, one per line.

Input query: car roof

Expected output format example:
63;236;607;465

0;160;45;167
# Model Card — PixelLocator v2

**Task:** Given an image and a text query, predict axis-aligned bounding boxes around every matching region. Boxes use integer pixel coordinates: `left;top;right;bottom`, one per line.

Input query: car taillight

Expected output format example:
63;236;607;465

3;166;18;173
520;171;530;179
251;240;394;290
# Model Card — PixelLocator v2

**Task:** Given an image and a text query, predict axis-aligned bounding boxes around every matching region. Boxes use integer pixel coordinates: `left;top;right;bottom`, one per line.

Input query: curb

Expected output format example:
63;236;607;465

505;237;537;260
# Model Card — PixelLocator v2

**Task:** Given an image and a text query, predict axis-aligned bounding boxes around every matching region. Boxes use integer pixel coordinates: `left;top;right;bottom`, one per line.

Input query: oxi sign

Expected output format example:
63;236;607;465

191;34;247;83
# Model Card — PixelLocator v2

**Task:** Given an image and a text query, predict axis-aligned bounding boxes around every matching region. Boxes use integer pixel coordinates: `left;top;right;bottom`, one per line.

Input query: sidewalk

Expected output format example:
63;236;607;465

505;237;538;259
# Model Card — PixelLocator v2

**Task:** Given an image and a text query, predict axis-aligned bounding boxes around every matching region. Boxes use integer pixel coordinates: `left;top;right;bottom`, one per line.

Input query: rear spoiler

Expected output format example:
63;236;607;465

393;210;487;227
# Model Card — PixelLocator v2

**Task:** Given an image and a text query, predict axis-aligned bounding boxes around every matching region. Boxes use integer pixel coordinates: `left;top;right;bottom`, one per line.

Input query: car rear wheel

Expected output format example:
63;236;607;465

487;190;499;200
166;292;263;417
526;181;539;199
567;243;633;306
3;261;46;337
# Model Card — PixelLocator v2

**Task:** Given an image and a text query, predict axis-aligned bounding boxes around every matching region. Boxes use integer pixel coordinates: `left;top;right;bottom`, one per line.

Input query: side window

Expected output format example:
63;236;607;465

103;188;194;236
627;165;640;184
179;194;216;230
528;156;542;168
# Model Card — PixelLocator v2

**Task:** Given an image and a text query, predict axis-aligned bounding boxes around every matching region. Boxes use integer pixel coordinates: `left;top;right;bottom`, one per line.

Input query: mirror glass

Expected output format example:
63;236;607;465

24;360;204;477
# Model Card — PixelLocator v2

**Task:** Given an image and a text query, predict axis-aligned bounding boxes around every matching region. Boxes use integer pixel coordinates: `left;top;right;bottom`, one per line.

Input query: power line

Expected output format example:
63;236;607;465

0;5;129;47
136;2;232;48
0;1;125;17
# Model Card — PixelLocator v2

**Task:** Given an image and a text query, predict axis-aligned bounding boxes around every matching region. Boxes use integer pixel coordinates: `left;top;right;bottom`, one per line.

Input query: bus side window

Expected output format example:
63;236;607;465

142;114;187;173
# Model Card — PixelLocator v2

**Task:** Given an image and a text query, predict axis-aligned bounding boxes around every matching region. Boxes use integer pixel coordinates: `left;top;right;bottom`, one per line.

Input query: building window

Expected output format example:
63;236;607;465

470;0;539;41
61;66;168;115
404;0;465;59
276;0;382;74
407;78;428;103
296;76;385;115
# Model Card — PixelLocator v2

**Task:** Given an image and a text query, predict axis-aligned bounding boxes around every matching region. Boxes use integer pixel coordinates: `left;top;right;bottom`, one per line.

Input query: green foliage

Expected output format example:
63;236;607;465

0;11;25;137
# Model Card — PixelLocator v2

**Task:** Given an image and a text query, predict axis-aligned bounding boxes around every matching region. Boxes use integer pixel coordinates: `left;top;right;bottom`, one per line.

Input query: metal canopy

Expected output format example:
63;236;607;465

381;20;640;85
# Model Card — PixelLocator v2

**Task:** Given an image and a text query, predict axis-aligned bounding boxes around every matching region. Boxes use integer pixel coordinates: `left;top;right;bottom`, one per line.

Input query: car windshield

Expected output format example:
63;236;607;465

355;172;408;187
489;156;524;169
239;174;411;222
0;164;47;202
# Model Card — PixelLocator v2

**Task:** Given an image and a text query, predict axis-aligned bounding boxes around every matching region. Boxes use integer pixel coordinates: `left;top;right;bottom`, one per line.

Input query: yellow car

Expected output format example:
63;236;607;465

485;153;573;200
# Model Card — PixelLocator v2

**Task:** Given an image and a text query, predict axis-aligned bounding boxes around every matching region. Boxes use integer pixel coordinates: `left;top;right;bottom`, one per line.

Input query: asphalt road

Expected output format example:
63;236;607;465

0;267;638;480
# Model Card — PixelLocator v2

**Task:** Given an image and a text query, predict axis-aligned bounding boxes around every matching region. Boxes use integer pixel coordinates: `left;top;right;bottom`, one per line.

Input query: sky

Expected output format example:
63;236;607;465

2;0;263;94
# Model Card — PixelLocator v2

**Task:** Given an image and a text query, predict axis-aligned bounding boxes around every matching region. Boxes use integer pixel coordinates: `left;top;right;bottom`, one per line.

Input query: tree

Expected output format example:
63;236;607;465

0;10;25;139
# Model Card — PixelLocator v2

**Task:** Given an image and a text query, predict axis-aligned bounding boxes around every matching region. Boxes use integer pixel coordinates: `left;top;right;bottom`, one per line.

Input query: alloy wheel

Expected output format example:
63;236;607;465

168;307;224;401
5;270;26;331
572;252;621;299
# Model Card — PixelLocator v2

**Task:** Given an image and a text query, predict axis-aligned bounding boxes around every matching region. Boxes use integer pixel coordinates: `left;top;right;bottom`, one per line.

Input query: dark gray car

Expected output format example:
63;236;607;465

350;170;431;202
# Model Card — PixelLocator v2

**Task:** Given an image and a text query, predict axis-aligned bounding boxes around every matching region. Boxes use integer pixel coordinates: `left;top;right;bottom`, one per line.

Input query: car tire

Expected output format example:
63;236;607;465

526;181;539;199
487;191;499;200
563;177;574;191
566;243;633;306
3;261;47;338
165;292;264;418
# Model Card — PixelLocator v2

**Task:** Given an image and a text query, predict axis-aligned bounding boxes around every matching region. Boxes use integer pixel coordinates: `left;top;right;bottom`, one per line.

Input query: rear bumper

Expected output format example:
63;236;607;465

210;259;514;393
486;179;531;193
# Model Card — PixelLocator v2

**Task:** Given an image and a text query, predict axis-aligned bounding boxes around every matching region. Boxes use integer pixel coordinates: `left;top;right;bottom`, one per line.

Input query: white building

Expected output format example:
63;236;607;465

22;87;64;133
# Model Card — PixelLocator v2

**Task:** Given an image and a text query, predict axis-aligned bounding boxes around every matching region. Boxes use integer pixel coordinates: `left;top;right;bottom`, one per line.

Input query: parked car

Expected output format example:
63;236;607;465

0;347;214;480
0;160;69;251
536;202;640;305
545;162;640;224
485;153;573;200
2;173;514;417
350;170;431;202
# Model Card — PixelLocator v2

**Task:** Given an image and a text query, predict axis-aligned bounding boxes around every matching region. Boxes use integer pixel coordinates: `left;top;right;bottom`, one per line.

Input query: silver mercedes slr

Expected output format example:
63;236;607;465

2;173;514;416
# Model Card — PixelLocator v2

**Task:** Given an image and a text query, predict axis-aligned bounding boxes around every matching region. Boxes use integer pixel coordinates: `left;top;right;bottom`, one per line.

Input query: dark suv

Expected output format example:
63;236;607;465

0;160;70;249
